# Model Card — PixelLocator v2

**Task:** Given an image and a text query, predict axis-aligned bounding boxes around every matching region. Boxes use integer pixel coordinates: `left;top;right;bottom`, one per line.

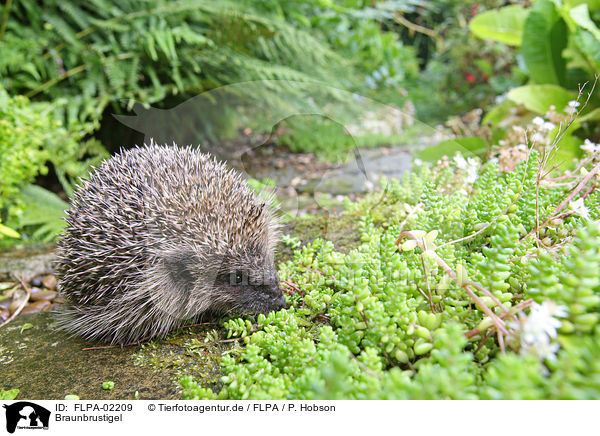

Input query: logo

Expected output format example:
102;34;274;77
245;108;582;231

3;402;50;434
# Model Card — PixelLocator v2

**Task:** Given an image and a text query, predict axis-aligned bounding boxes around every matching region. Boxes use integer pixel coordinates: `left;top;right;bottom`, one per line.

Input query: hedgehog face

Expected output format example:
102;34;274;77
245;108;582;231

159;247;285;318
211;252;286;316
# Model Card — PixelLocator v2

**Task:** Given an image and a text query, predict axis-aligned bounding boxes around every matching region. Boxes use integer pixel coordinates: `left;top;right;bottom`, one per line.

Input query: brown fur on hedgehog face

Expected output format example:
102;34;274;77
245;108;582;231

158;245;285;318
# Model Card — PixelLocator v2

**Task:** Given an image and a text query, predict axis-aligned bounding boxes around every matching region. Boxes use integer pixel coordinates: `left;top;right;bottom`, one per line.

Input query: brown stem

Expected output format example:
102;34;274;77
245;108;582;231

582;184;596;200
393;12;440;41
282;279;304;296
397;231;507;336
468;281;509;315
420;255;437;313
497;329;505;354
552;160;600;215
465;299;533;338
522;160;600;241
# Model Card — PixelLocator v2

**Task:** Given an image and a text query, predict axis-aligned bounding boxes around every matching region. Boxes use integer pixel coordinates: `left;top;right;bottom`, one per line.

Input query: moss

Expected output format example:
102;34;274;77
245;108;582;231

132;324;235;394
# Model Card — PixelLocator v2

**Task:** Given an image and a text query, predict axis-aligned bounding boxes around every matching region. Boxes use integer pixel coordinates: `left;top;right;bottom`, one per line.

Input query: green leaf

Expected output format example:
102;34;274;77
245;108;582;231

0;389;19;400
564;0;600;12
507;84;577;114
19;184;69;242
482;99;517;127
570;4;600;41
0;223;20;239
521;0;567;85
572;28;600;71
469;5;529;46
578;107;600;122
416;137;487;162
20;323;34;333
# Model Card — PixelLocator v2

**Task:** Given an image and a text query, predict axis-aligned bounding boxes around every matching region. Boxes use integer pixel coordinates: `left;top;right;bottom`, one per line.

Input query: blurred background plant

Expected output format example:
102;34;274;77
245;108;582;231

0;0;598;245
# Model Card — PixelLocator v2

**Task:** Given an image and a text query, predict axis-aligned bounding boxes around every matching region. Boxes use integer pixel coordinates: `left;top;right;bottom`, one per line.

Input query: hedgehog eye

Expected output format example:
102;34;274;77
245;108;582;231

234;271;244;285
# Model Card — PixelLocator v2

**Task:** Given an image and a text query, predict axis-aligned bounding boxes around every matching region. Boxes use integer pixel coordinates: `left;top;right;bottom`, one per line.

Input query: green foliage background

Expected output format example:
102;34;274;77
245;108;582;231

0;0;424;240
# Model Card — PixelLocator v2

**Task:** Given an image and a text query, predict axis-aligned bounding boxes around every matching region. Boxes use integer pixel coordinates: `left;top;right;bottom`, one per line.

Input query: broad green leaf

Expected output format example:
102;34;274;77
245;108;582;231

507;84;576;114
570;4;600;40
572;28;600;71
521;0;567;85
564;0;600;11
19;184;69;242
482;99;517;127
469;5;529;46
416;137;487;162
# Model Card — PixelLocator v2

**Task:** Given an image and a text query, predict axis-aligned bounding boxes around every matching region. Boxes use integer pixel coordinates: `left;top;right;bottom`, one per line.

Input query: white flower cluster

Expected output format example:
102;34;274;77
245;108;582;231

532;116;555;132
454;154;479;184
510;301;568;361
564;100;581;116
581;138;600;155
529;116;556;145
569;197;591;220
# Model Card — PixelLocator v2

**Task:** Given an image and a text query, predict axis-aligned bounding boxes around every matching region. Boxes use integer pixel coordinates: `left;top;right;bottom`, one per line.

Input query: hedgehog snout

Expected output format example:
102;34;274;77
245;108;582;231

247;274;286;313
273;292;286;310
262;282;286;310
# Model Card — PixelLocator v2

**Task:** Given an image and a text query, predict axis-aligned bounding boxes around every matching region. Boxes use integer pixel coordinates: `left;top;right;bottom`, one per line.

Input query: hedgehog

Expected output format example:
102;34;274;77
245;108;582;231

54;143;285;344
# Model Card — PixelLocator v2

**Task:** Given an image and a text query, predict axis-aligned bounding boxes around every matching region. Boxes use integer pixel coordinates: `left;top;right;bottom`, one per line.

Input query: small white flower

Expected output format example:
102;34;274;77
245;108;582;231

545;301;568;319
569;197;591;220
513;301;568;361
531;132;546;144
525;301;566;339
465;159;479;184
542;122;555;131
522;341;560;362
465;167;478;184
532;116;545;127
453;155;478;184
581;139;600;154
488;157;499;165
454;154;467;169
413;158;423;167
516;143;527;151
564;100;581;115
